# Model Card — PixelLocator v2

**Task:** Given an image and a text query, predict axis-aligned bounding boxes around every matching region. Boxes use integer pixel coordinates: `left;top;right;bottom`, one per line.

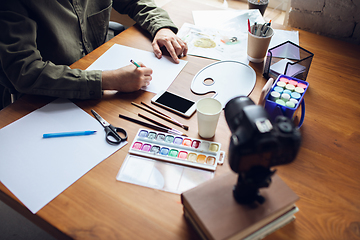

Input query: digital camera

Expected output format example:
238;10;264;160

225;96;301;174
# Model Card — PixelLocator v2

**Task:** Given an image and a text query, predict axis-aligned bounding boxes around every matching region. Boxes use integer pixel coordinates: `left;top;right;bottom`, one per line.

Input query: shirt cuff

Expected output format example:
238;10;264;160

85;70;102;99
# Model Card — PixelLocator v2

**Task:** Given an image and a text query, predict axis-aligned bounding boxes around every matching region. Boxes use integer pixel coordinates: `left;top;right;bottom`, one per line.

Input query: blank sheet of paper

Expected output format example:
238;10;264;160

0;99;127;213
116;155;214;194
86;44;188;93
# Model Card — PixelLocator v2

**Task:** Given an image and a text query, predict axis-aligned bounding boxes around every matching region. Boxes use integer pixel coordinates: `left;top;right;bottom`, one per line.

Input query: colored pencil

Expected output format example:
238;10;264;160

130;59;141;68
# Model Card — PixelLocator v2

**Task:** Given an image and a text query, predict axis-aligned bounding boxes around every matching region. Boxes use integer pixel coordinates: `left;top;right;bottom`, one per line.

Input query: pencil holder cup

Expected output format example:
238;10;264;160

263;41;314;81
247;24;274;63
264;75;309;128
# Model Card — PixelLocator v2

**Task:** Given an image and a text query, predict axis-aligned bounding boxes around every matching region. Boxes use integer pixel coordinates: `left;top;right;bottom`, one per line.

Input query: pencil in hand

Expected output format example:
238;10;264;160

130;59;141;68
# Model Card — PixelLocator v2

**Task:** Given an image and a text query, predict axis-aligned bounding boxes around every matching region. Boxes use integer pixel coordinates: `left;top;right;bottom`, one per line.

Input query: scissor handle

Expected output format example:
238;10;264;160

105;125;128;145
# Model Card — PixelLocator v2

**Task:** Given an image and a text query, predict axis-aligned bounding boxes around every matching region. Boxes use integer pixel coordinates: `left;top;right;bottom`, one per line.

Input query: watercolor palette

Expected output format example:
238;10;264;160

128;129;225;171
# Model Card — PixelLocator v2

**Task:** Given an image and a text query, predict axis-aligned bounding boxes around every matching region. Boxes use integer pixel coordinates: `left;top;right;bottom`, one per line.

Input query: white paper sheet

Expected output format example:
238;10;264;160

177;23;299;64
192;9;265;29
194;10;299;49
270;58;306;76
0;99;127;213
86;44;188;93
116;155;214;194
183;10;299;63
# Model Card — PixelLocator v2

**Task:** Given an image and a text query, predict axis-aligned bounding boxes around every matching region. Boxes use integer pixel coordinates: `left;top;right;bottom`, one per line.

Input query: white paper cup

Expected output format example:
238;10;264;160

196;98;222;138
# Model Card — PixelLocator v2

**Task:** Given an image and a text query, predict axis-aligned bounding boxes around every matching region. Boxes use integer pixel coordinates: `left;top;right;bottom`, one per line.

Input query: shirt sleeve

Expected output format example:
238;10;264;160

0;10;102;99
112;0;178;37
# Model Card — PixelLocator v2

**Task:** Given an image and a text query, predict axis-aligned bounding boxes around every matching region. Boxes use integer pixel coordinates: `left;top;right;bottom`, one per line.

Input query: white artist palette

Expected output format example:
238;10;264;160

191;60;256;107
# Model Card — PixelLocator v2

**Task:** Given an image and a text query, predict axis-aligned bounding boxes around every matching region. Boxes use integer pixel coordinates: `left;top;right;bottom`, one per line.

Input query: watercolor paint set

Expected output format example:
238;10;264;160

128;129;225;171
264;75;309;125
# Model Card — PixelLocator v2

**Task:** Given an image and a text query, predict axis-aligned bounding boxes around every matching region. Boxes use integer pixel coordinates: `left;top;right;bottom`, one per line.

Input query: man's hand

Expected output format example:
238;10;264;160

102;62;152;92
152;28;188;64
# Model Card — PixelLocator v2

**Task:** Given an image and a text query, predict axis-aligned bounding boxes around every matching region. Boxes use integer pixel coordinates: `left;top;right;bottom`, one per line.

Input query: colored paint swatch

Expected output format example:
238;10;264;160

160;147;169;155
139;130;148;137
192;140;200;148
187;153;197;162
141;144;151;152
182;138;192;146
165;135;174;143
148;132;157;139
157;134;165;141
199;142;210;151
178;151;188;159
150;145;160;154
132;142;142;150
169;149;179;157
174;137;183;145
197;155;206;163
206;156;216;165
209;143;219;152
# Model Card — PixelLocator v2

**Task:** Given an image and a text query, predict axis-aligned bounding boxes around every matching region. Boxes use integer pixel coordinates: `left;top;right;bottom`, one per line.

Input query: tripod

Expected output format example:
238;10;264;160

233;166;276;205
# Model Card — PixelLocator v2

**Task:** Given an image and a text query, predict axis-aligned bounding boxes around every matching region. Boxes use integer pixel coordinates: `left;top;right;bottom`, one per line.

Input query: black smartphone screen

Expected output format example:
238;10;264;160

155;92;195;114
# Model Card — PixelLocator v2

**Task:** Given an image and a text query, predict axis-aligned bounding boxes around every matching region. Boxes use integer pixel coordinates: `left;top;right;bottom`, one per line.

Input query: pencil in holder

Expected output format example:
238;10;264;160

263;41;314;81
264;75;309;128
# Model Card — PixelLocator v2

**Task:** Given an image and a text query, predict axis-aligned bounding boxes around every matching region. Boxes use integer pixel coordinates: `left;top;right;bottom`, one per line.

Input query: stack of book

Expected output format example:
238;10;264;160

181;172;299;240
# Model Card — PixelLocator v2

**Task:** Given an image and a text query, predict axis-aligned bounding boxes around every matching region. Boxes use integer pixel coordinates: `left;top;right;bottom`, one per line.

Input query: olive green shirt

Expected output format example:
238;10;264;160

0;0;178;99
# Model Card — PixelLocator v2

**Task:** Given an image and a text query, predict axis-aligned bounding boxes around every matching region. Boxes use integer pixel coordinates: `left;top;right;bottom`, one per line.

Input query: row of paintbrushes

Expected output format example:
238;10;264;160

118;102;189;136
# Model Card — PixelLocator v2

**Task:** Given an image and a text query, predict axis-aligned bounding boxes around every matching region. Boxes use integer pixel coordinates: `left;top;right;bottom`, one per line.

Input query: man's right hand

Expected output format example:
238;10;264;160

101;62;152;92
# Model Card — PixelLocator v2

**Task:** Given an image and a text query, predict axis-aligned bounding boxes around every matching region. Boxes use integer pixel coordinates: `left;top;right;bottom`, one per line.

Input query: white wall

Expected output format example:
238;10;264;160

288;0;360;44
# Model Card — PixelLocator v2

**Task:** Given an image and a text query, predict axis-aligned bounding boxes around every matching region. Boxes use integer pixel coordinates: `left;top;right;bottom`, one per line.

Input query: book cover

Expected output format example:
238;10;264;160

181;172;299;240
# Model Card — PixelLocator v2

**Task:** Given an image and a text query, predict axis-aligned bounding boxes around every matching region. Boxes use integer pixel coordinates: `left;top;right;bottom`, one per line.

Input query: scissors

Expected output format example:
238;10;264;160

91;109;128;145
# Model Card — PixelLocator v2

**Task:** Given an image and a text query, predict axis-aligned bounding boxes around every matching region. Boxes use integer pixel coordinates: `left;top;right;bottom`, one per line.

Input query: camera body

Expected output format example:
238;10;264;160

225;96;301;174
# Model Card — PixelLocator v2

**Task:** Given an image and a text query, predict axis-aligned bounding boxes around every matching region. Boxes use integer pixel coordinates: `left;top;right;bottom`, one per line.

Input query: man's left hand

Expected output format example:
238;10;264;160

152;28;188;64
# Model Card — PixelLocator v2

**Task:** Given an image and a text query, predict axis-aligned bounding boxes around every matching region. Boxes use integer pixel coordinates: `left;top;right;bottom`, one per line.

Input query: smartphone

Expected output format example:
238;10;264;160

151;90;196;118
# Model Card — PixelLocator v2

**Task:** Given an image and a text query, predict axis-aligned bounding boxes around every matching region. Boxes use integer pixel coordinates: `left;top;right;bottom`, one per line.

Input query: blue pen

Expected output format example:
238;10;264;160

43;130;97;138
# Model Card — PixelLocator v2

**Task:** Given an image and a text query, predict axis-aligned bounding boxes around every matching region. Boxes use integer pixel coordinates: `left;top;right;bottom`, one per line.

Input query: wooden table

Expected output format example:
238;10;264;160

1;0;360;239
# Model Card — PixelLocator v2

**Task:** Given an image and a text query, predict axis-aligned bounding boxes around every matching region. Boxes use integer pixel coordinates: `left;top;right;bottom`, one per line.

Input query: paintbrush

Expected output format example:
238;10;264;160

119;114;187;136
131;102;189;130
137;113;185;136
140;102;189;130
